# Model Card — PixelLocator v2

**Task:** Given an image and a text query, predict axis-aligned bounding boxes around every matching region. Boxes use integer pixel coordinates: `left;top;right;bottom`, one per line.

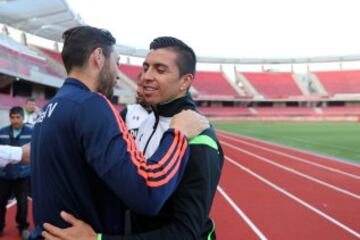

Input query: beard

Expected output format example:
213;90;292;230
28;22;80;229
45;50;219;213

97;62;115;100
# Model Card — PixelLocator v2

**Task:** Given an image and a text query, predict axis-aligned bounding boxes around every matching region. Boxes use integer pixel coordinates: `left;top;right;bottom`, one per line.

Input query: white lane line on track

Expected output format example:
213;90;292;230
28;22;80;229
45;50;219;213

6;199;16;209
221;140;360;200
218;132;360;180
225;156;360;239
217;186;267;240
6;197;31;209
217;129;360;169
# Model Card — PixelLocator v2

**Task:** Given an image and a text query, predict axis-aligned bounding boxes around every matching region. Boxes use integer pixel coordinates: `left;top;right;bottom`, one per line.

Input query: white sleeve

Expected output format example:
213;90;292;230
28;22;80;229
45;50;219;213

0;145;22;167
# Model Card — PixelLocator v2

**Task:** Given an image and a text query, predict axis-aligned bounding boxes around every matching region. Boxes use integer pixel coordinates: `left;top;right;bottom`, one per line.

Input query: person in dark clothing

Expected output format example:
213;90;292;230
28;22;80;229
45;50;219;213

30;26;208;240
42;37;224;240
0;106;32;239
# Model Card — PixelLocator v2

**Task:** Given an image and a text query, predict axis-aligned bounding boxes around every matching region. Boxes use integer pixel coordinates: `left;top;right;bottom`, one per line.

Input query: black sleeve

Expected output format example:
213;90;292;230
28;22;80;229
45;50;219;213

103;129;224;240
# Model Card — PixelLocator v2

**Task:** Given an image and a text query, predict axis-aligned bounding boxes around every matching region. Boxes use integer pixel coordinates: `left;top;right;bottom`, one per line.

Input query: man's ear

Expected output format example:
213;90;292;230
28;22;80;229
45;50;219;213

91;48;105;69
180;74;193;91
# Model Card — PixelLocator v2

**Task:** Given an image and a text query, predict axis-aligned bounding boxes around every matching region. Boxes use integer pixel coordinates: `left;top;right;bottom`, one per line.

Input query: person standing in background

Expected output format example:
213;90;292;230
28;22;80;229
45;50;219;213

23;98;41;128
0;106;32;239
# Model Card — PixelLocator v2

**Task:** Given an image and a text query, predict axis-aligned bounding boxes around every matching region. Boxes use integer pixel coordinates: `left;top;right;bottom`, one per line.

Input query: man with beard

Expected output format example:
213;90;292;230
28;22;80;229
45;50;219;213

30;26;209;240
42;37;224;240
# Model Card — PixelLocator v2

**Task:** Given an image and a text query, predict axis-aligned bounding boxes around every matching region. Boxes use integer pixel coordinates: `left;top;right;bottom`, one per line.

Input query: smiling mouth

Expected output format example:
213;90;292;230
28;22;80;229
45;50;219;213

143;86;157;93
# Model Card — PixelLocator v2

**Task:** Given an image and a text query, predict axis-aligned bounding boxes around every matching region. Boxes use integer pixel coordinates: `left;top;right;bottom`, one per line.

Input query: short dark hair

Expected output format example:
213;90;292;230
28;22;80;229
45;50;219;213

61;26;116;73
9;106;24;117
149;36;196;76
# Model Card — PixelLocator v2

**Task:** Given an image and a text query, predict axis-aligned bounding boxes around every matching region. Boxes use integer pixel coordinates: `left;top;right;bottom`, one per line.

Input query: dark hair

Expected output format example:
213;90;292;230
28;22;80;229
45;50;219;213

149;36;196;76
61;26;116;73
9;106;24;117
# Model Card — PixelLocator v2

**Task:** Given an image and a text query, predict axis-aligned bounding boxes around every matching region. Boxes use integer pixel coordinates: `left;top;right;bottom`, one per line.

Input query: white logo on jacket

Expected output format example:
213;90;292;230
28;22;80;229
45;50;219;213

36;102;58;123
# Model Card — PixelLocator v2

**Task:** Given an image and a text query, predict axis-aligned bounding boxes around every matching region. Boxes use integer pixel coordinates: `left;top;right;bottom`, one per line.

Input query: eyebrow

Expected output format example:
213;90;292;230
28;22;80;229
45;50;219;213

143;61;168;69
154;63;168;69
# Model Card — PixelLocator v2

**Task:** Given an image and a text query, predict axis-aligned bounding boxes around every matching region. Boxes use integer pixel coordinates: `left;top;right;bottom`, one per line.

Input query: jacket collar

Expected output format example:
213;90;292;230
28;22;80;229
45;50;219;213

153;93;197;117
64;78;91;91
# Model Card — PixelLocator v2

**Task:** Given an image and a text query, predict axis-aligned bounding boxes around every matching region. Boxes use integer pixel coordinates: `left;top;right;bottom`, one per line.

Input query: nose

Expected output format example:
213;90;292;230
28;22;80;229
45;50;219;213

142;68;155;83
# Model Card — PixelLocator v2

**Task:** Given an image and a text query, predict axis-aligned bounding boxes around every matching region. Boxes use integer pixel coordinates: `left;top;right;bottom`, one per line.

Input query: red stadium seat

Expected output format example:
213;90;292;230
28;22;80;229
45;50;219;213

314;70;360;95
242;72;303;99
193;71;240;98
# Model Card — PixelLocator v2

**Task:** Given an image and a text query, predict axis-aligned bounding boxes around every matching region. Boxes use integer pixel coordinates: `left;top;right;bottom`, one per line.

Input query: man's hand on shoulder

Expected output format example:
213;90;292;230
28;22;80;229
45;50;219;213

170;110;209;138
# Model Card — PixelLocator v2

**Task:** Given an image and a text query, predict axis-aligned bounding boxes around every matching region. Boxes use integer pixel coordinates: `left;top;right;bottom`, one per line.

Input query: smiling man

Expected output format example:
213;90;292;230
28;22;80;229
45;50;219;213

30;27;208;240
42;36;224;240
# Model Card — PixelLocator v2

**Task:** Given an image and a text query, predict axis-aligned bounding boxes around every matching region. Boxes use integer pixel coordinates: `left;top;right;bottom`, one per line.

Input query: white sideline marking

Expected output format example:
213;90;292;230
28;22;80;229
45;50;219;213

217;186;267;240
218;132;360;180
6;199;16;209
221;140;360;200
6;197;31;209
225;156;360;239
217;129;360;168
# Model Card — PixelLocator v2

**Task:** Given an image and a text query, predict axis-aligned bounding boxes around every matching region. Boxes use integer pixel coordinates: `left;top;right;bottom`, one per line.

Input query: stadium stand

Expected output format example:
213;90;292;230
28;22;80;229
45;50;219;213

320;106;360;116
198;106;252;117
255;106;316;116
0;35;63;78
30;45;66;78
1;17;360;122
199;105;360;118
314;70;360;95
192;70;242;99
241;72;304;99
118;64;244;100
0;93;47;108
119;64;142;82
33;46;63;65
0;55;30;76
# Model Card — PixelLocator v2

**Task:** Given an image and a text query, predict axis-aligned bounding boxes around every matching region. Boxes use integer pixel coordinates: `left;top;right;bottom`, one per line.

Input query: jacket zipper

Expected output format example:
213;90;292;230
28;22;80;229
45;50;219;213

143;111;160;156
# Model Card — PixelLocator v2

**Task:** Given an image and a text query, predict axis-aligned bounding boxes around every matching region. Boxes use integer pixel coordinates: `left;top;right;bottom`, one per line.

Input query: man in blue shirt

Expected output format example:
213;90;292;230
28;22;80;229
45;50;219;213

0;106;32;239
41;36;223;240
30;26;207;239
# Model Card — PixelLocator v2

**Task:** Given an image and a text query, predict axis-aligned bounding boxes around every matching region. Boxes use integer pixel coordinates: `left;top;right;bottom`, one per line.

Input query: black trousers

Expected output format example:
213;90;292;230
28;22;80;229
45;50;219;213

0;177;30;231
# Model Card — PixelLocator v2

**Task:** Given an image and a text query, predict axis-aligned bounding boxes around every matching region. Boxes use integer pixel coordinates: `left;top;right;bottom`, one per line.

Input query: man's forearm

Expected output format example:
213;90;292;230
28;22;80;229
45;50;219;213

0;145;23;167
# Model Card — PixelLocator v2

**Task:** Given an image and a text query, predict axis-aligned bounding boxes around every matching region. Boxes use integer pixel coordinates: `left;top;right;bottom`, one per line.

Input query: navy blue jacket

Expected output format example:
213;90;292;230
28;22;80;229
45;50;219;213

0;125;32;179
30;78;190;239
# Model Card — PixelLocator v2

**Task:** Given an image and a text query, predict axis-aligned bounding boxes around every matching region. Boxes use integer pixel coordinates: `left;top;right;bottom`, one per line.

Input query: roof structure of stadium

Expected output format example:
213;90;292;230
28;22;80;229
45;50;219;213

0;0;85;41
2;0;360;65
116;45;360;65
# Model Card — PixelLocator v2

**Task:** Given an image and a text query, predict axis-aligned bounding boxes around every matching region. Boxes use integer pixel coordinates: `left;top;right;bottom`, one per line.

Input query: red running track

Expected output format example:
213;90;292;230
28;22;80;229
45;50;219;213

3;200;32;240
3;130;360;239
210;130;360;239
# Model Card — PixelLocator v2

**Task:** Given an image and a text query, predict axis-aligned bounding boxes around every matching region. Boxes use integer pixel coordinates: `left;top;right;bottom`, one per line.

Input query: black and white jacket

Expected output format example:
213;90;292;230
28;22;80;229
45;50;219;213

115;94;224;240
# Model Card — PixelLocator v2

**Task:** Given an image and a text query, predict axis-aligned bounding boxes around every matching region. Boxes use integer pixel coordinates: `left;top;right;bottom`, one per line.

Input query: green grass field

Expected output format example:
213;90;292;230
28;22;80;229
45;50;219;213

215;123;360;164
